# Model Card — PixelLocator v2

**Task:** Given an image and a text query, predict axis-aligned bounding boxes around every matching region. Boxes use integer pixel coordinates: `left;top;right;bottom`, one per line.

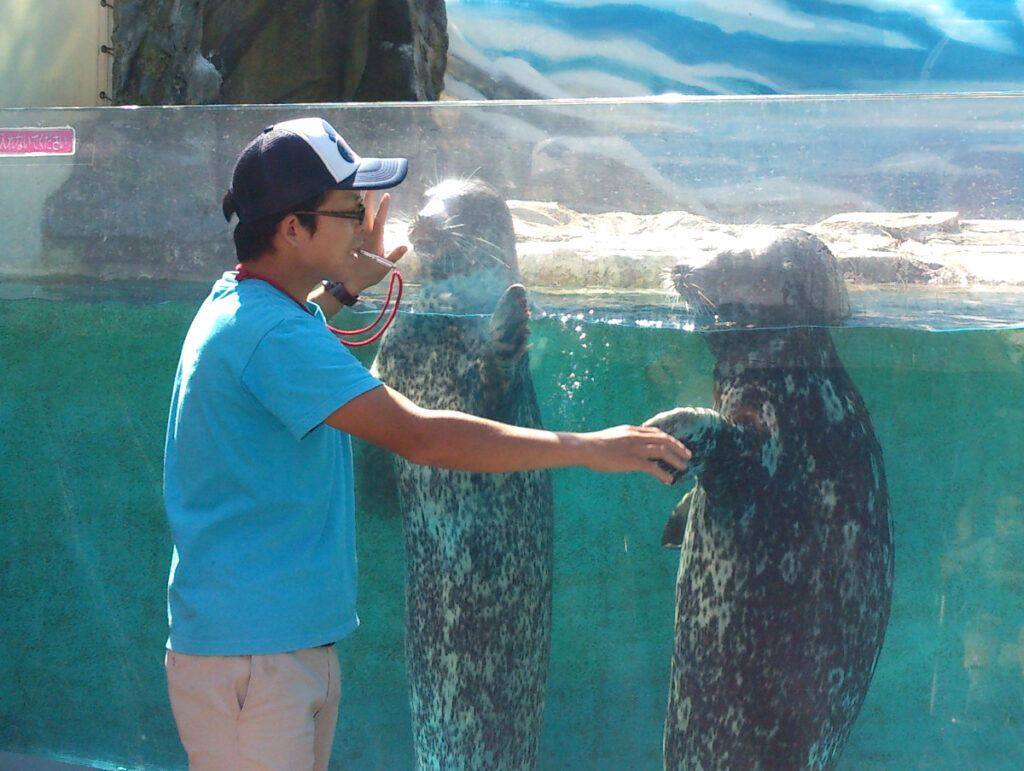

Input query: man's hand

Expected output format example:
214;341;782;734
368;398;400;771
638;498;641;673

578;425;691;484
359;190;408;283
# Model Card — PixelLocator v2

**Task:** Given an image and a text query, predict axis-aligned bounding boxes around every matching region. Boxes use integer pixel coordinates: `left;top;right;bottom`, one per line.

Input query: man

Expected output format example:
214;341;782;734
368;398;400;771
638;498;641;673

162;116;690;770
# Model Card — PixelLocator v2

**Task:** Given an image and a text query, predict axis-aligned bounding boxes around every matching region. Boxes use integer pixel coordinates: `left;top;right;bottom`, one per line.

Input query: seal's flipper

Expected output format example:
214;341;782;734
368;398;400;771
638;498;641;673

642;406;728;482
488;284;531;363
662;488;695;548
480;284;531;418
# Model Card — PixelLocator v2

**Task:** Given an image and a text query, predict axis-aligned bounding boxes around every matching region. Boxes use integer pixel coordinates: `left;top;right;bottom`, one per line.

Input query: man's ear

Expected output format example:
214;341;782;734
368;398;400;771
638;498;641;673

276;213;307;248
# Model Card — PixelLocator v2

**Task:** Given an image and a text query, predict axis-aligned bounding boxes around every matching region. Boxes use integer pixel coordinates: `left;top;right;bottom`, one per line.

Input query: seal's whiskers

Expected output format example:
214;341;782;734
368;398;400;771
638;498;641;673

676;282;716;316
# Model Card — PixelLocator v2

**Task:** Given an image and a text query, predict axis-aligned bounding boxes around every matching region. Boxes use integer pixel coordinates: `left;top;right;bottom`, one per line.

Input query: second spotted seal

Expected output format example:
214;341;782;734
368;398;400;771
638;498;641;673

372;178;554;770
644;229;893;770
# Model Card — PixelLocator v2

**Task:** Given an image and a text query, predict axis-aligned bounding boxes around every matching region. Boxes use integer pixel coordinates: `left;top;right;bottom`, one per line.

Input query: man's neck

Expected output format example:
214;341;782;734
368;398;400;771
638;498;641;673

240;252;317;305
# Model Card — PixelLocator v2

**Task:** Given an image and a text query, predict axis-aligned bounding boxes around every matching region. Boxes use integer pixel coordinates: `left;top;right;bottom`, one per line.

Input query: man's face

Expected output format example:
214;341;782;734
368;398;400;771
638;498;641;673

302;189;366;279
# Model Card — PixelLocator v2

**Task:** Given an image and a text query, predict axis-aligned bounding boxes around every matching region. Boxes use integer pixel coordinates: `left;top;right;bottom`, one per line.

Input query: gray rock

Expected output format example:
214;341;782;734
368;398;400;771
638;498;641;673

112;0;208;105
111;0;448;105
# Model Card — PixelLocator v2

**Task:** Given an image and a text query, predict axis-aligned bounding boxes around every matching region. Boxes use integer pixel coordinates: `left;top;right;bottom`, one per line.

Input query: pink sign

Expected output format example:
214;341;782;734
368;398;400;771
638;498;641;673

0;127;76;156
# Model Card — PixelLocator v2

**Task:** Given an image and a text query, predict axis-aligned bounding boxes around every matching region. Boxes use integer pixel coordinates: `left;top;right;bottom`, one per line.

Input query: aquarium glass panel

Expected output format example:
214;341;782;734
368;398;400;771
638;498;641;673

1;95;1023;770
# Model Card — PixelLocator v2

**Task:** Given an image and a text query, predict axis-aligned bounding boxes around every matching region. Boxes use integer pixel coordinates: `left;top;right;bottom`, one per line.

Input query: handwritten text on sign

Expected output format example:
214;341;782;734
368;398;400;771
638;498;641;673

0;127;76;156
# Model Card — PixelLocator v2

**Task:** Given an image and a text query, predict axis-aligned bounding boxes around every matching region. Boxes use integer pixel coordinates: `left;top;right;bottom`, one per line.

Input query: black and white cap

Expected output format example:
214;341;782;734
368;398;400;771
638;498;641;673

226;117;408;223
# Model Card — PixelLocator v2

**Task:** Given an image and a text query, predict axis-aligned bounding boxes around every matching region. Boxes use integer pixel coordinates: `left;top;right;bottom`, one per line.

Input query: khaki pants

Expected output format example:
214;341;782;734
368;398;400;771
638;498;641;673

165;645;341;771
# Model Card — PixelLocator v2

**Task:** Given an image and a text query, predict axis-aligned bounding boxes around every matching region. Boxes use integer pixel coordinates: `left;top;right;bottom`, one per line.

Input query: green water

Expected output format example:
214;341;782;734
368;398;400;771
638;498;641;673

2;296;1024;769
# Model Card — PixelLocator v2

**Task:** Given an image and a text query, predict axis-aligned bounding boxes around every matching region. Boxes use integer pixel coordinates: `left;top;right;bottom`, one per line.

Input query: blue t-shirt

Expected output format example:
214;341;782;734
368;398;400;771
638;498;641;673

163;272;382;655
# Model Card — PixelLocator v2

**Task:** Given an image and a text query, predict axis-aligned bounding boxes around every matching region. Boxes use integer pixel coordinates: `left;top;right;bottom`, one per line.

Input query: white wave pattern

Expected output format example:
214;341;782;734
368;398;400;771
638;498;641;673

449;14;790;94
448;0;920;46
636;0;919;47
856;0;1018;52
445;0;1024;98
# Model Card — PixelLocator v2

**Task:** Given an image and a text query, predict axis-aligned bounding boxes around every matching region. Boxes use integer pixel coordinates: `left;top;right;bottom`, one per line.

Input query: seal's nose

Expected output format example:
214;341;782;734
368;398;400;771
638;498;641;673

671;264;694;290
408;214;435;247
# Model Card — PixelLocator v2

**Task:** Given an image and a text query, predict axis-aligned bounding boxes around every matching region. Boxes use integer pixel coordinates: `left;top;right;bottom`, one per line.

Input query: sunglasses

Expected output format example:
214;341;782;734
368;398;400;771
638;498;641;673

292;205;366;225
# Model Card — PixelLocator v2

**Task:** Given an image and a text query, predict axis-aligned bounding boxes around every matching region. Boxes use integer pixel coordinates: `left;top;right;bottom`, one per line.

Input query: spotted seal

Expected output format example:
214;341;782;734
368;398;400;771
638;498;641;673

643;229;893;770
371;178;554;770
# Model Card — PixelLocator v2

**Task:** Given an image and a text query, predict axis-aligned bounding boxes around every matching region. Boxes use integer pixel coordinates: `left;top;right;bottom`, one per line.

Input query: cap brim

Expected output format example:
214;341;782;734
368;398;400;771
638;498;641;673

338;157;408;190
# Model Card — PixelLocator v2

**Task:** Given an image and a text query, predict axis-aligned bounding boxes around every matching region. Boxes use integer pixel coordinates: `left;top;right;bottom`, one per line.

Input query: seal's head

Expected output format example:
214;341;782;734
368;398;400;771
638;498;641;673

673;229;850;328
409;178;521;312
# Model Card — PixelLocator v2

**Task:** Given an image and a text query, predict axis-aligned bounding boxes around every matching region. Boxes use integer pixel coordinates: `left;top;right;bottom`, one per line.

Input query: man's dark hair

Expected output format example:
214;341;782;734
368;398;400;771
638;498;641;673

222;191;329;262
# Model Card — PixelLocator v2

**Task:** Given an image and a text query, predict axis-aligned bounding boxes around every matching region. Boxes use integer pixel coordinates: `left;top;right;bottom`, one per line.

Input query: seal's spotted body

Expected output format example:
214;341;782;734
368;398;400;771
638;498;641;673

372;179;553;770
645;230;892;770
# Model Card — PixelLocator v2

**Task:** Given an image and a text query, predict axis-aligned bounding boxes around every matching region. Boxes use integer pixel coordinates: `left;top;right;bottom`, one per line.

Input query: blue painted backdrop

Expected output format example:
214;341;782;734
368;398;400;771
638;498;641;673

445;0;1024;96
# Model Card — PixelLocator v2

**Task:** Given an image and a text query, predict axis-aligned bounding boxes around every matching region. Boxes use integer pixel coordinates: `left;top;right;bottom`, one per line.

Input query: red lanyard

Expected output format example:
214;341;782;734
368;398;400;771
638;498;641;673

234;264;402;347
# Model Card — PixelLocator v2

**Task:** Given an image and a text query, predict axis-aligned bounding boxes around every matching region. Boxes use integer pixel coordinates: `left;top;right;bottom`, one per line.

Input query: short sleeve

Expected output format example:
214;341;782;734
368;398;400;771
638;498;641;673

241;314;381;439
